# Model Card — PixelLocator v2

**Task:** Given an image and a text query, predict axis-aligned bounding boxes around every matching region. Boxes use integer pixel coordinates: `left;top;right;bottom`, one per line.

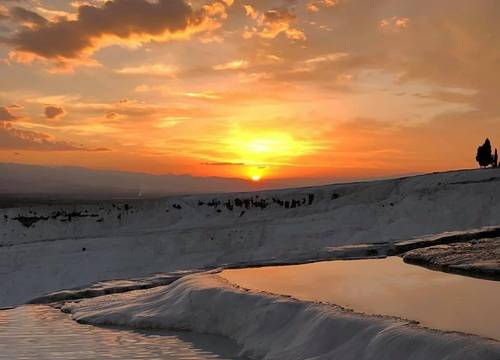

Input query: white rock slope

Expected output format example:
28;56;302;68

2;168;500;306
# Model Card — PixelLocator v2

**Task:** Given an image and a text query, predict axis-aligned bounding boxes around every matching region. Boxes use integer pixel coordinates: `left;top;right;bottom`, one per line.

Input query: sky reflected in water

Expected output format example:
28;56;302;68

221;257;500;340
0;305;246;360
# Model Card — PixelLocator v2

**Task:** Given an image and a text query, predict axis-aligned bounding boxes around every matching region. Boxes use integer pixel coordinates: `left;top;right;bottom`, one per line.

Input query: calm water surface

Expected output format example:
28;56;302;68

0;305;245;360
221;256;500;340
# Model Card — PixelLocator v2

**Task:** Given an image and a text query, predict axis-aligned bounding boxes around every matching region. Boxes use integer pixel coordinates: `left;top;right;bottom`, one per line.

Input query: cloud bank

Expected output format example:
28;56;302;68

6;0;232;70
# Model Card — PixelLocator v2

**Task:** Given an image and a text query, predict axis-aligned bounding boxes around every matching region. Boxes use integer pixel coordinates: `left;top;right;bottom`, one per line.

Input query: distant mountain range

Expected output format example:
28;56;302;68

0;162;270;201
0;162;421;204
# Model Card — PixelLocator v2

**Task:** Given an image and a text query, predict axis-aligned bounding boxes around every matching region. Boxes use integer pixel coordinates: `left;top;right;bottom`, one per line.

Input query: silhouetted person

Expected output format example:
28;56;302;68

476;138;493;168
494;148;499;168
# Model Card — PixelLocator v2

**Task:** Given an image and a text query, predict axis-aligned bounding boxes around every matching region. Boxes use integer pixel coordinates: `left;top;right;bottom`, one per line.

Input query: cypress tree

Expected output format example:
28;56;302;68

476;138;493;168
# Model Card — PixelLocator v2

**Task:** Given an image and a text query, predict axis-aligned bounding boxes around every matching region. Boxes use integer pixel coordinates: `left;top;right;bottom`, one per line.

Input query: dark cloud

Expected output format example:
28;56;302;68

0;106;19;121
44;105;65;119
105;112;119;119
7;0;228;62
0;121;110;151
10;6;48;26
202;161;246;166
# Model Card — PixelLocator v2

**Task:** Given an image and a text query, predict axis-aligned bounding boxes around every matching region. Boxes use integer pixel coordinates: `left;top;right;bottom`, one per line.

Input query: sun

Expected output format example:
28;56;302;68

251;174;261;182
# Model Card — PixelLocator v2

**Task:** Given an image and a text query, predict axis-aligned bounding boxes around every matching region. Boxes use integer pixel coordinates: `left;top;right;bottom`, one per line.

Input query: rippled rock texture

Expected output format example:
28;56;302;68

403;238;500;280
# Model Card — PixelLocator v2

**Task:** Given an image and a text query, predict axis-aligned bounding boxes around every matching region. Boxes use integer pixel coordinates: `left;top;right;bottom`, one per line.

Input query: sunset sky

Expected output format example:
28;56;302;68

1;0;499;183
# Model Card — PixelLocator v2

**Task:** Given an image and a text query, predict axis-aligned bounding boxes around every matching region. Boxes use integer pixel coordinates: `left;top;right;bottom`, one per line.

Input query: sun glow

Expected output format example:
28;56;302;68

226;131;310;163
247;139;273;153
222;130;314;180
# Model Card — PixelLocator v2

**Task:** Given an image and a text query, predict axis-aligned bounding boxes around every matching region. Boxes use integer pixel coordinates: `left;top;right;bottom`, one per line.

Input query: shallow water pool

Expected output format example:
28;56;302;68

221;256;500;340
0;305;246;360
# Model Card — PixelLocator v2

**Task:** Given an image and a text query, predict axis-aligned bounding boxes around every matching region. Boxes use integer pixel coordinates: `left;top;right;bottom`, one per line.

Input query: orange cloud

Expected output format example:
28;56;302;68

183;91;223;100
306;0;339;13
379;16;410;32
213;59;250;70
0;5;8;20
242;5;306;41
115;64;177;77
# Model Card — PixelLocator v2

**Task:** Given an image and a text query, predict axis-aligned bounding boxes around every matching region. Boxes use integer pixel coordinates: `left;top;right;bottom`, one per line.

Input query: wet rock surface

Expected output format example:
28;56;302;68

28;271;201;304
402;238;500;280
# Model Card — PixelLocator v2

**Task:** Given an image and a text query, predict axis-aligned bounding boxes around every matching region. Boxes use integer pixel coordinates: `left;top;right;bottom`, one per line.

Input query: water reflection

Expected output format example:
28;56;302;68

221;257;500;341
0;305;246;359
